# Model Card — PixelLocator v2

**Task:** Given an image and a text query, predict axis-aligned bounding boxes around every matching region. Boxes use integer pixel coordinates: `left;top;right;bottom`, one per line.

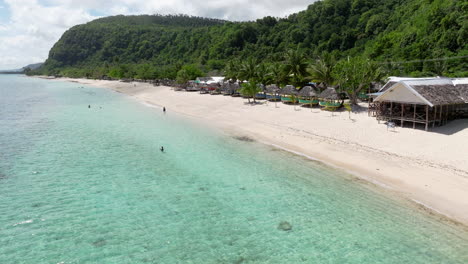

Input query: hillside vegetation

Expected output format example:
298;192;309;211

34;0;467;79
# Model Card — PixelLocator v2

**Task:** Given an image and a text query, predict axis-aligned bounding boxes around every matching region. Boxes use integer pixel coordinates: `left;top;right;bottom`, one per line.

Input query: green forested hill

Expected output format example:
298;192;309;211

36;0;467;79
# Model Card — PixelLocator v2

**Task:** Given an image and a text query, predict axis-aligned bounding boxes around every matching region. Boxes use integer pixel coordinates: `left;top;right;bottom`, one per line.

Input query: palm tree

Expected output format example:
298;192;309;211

268;63;289;87
284;48;308;87
255;63;270;86
308;53;336;87
239;81;262;104
224;59;241;83
239;58;258;83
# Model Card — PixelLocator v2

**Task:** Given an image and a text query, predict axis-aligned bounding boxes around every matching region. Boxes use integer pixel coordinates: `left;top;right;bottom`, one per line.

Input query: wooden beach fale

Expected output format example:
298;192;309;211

372;77;468;131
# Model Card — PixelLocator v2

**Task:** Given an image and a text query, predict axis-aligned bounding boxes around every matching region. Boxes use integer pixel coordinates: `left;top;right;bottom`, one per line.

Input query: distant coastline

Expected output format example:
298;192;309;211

38;76;468;227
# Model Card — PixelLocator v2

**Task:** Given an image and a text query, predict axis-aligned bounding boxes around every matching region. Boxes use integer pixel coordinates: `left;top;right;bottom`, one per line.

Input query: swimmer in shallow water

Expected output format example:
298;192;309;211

160;146;164;152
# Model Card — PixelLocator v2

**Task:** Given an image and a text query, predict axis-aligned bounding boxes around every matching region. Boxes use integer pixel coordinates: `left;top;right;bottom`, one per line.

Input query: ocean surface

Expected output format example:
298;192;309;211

0;75;467;264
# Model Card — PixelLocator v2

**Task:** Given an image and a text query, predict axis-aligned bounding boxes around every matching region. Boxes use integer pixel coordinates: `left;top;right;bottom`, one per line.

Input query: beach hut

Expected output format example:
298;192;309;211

318;87;342;110
230;83;241;97
298;85;320;107
208;83;221;95
221;82;240;96
367;77;437;116
280;85;298;104
185;80;199;91
265;84;281;101
255;84;267;99
373;78;468;130
221;82;231;95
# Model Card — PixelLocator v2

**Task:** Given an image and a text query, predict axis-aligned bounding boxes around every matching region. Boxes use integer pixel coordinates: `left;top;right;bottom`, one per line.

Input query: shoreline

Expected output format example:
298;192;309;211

39;77;468;226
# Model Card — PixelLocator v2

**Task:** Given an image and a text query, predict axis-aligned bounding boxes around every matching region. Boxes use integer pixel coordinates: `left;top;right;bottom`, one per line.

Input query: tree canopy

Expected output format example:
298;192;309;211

31;0;467;79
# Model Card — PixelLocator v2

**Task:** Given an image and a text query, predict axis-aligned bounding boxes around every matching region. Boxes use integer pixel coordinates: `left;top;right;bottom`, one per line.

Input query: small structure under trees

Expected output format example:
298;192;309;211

373;78;468;131
298;85;320;107
280;85;298;104
318;87;343;110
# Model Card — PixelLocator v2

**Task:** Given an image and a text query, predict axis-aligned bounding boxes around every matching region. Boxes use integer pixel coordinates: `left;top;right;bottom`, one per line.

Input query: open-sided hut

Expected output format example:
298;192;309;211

373;78;468;130
208;83;221;95
369;77;439;116
254;84;267;99
265;84;281;101
231;83;241;97
185;80;199;91
318;87;342;110
280;85;298;103
221;82;240;96
298;85;320;106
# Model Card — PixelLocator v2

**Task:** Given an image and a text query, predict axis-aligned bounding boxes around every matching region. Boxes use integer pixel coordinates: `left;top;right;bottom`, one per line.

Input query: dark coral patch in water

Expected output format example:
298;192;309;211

92;238;107;247
233;136;255;142
278;221;292;231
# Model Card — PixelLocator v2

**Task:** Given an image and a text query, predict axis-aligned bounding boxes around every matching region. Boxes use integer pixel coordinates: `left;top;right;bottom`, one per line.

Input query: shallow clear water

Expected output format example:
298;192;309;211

0;75;467;263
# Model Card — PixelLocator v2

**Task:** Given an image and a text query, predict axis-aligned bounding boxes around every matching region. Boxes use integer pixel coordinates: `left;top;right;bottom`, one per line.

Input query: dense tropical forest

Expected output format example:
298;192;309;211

32;0;467;85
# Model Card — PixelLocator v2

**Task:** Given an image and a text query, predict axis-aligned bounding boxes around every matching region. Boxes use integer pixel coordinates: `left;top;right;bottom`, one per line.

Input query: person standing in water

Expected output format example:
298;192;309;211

160;146;164;152
163;107;166;113
88;105;91;109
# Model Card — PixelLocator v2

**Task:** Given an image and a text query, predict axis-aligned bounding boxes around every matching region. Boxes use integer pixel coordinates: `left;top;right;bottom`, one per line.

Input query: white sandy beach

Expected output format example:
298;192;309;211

53;77;468;225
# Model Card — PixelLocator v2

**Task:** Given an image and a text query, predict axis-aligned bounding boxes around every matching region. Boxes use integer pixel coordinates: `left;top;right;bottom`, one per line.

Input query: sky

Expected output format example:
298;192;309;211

0;0;316;70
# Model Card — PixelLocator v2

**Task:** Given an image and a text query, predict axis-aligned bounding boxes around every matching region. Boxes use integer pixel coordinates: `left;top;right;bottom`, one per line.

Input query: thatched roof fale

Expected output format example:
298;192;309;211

298;86;319;97
375;78;468;106
412;85;465;105
265;84;280;94
280;85;298;95
319;87;340;100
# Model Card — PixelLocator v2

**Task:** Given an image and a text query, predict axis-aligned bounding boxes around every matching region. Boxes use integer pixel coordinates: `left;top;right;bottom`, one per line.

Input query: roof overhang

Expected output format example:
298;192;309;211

374;82;433;107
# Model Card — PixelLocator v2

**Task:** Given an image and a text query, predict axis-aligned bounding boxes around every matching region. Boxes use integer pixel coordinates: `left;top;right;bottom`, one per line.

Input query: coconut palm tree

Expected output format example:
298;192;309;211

239;58;258;83
239;81;262;104
268;63;289;87
308;53;336;87
255;63;270;86
283;48;308;87
224;59;241;83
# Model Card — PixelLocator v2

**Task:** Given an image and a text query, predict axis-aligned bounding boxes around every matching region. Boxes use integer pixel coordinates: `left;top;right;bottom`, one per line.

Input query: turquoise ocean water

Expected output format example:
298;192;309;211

0;75;467;263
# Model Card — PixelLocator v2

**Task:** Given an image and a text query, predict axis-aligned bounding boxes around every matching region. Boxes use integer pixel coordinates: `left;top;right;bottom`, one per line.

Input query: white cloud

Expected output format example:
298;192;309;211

0;0;317;69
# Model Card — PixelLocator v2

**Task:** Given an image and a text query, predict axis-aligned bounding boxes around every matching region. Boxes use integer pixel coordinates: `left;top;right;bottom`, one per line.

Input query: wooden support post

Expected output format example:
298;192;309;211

439;105;442;126
413;104;416;129
433;105;438;128
390;102;393;118
445;105;449;124
401;103;404;127
425;105;429;131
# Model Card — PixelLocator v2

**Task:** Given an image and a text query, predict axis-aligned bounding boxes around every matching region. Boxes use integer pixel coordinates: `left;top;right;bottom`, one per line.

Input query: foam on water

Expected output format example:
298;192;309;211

0;75;467;263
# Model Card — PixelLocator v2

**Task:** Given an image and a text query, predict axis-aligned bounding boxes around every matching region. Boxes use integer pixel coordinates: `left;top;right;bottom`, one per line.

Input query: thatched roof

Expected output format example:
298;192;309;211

280;85;298;95
457;84;468;103
298;86;319;97
319;87;340;100
375;78;468;106
265;84;280;94
412;85;465;105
